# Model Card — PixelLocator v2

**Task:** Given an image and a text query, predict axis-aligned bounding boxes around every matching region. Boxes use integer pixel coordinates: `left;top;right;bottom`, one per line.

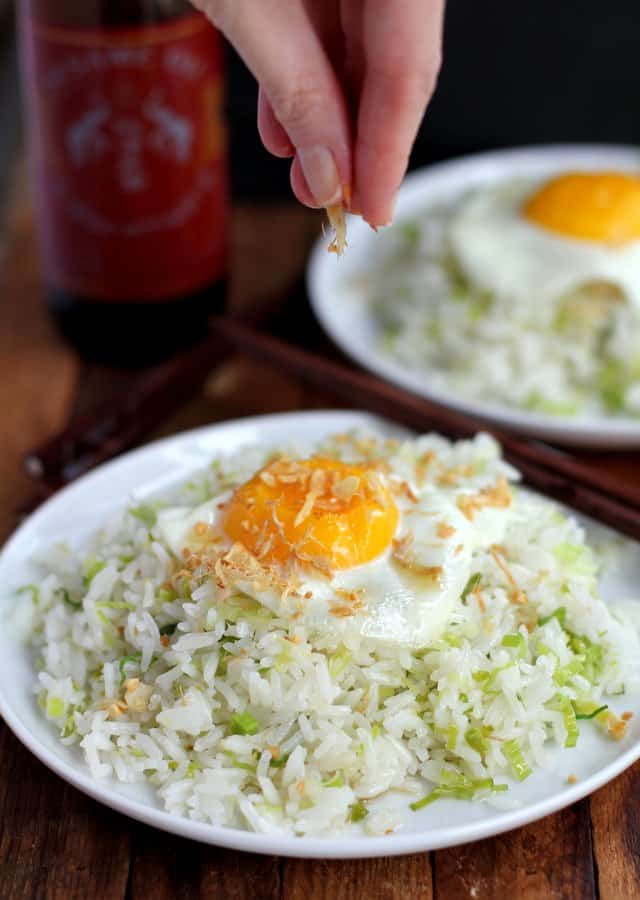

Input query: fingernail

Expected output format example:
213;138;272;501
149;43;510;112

298;146;342;206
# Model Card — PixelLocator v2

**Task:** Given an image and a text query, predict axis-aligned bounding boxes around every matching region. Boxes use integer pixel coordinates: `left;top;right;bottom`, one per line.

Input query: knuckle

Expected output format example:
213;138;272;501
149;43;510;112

269;80;325;134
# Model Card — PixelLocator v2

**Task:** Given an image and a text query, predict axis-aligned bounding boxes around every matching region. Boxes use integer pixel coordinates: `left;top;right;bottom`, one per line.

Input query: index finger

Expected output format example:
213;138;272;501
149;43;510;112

357;0;445;227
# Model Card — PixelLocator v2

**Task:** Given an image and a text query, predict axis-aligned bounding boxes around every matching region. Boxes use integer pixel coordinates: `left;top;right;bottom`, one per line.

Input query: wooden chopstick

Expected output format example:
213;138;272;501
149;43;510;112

24;281;307;490
212;317;640;543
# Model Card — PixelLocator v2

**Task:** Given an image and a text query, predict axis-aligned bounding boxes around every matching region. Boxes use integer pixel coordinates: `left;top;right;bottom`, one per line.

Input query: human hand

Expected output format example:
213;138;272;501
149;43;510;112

192;0;445;227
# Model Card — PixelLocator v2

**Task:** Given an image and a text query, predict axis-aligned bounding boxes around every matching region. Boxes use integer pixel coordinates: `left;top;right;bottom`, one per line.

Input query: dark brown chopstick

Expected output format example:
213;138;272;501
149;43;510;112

212;317;640;542
24;282;307;491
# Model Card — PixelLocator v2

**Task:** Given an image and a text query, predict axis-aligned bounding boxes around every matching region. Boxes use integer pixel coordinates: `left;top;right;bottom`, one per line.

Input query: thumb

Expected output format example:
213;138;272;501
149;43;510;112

195;0;352;207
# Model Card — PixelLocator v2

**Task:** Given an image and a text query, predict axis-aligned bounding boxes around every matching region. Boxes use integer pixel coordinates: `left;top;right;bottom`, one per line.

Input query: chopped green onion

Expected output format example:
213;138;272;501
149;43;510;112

55;587;81;609
573;701;609;721
328;647;351;677
538;607;567;628
549;696;579;748
501;633;526;658
461;573;482;602
569;635;604;684
96;600;136;611
222;750;258;773
465;727;489;755
503;739;531;780
410;771;507;810
323;773;344;788
554;658;583;687
553;543;597;578
230;711;260;736
46;696;65;719
442;631;462;648
83;557;106;587
17;584;39;604
129;504;157;529
399;220;421;250
446;725;458;751
119;653;142;683
349;801;369;823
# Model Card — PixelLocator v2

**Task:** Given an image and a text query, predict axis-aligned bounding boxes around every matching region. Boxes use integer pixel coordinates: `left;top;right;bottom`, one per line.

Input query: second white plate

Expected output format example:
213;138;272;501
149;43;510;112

308;145;640;448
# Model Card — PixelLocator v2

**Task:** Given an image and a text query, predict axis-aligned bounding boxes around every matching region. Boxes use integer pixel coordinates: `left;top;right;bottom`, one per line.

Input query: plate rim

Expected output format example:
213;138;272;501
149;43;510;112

1;408;639;859
307;143;640;448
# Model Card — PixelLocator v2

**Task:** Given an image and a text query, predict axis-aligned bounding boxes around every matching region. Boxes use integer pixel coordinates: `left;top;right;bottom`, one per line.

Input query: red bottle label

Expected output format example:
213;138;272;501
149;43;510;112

21;14;228;302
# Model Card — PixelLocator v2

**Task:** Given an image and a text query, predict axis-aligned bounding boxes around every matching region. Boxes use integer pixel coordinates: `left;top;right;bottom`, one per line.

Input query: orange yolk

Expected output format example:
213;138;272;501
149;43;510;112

524;172;640;245
223;456;399;570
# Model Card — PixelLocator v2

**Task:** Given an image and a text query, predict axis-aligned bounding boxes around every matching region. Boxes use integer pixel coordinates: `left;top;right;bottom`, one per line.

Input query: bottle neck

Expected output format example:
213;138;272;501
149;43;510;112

25;0;194;28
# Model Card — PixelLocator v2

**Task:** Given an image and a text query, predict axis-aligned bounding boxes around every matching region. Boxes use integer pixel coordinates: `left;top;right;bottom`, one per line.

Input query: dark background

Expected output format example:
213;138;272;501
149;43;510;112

226;0;640;199
1;0;638;205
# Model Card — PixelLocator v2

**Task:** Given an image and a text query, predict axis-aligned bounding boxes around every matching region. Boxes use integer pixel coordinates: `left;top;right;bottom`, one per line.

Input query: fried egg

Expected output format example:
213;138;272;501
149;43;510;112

449;172;640;309
156;455;513;649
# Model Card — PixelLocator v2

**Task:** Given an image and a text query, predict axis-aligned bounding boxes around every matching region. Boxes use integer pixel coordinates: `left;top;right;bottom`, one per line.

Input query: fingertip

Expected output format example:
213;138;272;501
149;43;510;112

257;90;295;159
290;155;321;209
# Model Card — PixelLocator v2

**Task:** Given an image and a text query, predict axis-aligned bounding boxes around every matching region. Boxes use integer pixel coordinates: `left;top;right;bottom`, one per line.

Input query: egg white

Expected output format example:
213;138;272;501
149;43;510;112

449;179;640;310
156;473;512;650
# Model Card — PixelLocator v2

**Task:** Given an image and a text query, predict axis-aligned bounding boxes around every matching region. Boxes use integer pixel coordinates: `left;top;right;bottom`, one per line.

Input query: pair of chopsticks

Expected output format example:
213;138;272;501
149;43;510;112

24;282;307;493
212;317;640;543
24;309;640;543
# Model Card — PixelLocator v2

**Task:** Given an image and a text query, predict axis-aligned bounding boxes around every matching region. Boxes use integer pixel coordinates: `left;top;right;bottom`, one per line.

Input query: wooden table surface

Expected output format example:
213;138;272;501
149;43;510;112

2;171;640;900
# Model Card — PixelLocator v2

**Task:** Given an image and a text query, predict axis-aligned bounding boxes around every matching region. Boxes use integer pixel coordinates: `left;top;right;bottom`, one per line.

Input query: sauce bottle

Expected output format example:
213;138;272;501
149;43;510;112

18;0;228;365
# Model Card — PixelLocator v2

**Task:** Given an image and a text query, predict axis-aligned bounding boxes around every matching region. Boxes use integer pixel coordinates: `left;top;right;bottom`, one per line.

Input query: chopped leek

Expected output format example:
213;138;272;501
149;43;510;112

46;696;65;719
230;711;260;736
553;543;597;578
222;750;257;772
323;773;344;788
573;701;609;721
130;504;157;529
461;573;482;602
17;584;39;604
465;727;490;755
549;696;579;747
538;607;567;628
349;801;369;823
119;653;142;683
55;587;81;609
501;633;526;658
503;739;531;780
410;770;507;810
446;725;459;751
83;557;106;587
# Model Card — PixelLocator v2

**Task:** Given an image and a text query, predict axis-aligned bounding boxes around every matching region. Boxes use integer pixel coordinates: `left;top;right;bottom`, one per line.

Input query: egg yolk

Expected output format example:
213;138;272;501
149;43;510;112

223;456;399;570
524;172;640;244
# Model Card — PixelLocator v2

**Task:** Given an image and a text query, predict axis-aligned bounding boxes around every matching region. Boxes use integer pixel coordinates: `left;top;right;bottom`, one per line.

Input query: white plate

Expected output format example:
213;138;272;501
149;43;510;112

308;145;640;448
1;409;639;859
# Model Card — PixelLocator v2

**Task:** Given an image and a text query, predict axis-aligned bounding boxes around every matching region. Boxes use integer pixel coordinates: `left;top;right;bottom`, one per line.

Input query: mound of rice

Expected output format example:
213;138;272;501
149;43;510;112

368;198;640;418
19;431;639;836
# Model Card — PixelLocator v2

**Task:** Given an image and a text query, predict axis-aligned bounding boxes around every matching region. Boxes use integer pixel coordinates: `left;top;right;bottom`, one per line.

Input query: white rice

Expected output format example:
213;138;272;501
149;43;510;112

366;195;640;418
19;430;640;837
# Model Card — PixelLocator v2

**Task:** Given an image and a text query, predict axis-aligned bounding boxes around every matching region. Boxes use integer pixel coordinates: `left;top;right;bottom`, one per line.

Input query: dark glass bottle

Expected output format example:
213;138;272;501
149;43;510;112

19;0;228;366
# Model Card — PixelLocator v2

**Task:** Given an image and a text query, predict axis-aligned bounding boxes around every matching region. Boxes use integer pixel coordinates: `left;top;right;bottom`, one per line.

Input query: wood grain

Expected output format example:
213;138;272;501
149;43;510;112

0;726;130;900
127;827;281;900
591;767;640;900
432;801;596;900
283;855;433;900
